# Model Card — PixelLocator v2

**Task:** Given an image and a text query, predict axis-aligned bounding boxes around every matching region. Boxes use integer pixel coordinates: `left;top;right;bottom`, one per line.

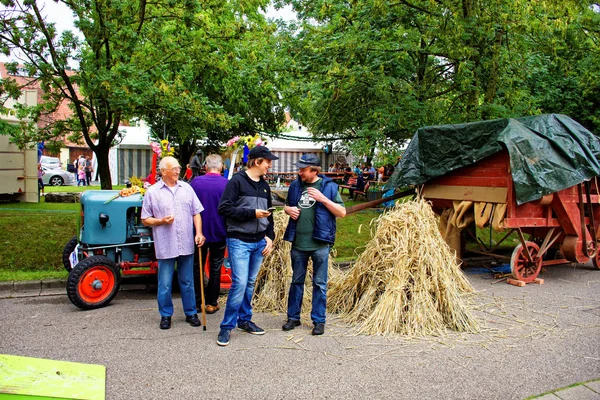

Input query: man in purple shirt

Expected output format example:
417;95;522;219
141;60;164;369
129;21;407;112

190;154;228;314
142;156;206;330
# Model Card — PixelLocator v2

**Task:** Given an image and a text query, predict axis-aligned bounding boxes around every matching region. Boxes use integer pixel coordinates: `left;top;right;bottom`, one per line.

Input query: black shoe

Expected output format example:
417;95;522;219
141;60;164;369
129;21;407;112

185;314;201;327
312;323;325;336
282;319;301;331
160;316;171;330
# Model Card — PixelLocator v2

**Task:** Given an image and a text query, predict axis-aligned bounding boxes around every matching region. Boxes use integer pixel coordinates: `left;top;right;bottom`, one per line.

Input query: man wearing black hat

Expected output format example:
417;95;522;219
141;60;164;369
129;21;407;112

190;150;203;180
216;145;278;346
282;153;346;335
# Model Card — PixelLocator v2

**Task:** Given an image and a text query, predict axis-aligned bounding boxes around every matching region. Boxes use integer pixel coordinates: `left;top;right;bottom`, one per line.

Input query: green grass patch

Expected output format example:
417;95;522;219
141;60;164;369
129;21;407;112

0;210;77;275
0;269;68;281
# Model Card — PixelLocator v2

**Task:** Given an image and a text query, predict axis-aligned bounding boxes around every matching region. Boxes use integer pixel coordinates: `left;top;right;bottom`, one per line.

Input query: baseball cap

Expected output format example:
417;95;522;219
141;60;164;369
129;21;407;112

295;154;321;168
249;146;279;160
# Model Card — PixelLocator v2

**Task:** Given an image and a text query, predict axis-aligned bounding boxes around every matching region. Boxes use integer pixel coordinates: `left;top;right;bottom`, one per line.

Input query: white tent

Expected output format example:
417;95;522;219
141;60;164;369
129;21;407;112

265;119;352;172
100;125;152;185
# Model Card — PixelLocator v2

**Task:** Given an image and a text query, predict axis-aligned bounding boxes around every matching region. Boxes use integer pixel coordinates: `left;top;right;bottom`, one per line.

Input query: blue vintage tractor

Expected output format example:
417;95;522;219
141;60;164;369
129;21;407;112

64;191;154;309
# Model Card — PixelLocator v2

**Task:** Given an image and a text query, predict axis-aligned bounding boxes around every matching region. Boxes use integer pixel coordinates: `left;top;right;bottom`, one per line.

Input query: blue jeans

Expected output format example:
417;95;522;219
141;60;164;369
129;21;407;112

157;254;196;317
287;246;330;324
220;238;265;330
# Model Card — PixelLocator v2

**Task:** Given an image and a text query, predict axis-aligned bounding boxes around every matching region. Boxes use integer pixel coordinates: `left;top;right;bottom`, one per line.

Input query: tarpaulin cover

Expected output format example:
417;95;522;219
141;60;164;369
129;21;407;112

387;114;600;205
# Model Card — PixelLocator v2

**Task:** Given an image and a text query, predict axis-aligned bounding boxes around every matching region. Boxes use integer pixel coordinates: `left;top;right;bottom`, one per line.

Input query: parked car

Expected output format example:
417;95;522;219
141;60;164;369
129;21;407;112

42;165;76;186
40;156;62;170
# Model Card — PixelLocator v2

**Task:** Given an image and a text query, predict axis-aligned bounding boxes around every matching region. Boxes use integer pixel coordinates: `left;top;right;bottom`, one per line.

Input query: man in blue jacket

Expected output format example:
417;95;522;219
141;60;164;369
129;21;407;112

282;154;346;335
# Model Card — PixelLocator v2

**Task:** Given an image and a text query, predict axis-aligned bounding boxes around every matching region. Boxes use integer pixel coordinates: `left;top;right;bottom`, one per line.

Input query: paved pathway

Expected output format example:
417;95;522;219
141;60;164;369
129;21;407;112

1;263;599;399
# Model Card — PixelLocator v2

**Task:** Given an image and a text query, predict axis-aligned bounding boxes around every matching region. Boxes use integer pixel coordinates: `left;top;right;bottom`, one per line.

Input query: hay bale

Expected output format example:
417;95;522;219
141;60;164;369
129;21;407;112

328;199;478;336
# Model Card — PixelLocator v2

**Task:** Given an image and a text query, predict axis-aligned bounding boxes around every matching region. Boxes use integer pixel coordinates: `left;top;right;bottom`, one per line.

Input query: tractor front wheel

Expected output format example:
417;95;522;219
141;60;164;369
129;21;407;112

67;256;121;310
510;241;543;283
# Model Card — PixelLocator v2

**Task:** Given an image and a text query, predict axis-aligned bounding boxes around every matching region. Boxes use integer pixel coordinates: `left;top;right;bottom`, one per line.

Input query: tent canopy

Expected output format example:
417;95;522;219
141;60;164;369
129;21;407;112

387;114;600;204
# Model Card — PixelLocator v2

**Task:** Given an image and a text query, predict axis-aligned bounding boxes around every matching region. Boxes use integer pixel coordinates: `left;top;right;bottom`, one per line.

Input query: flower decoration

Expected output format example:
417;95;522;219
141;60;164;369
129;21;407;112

150;140;175;158
104;176;149;204
225;134;267;151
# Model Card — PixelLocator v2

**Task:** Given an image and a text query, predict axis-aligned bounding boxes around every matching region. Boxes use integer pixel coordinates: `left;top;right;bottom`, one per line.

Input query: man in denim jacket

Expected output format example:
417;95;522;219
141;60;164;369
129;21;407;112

282;154;346;335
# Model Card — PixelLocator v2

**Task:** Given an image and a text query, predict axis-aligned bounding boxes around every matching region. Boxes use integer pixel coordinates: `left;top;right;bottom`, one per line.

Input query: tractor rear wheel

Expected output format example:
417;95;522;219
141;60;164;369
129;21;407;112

67;256;121;310
62;236;78;272
510;241;543;283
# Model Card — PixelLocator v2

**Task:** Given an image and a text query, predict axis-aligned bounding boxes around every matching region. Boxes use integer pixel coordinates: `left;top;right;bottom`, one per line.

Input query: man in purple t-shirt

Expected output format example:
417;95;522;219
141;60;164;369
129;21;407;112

190;154;228;314
142;156;206;330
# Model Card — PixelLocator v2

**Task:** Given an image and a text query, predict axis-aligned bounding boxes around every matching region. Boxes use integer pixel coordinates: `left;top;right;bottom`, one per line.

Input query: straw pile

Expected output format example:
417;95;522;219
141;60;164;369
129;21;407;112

328;199;478;336
252;211;294;313
252;211;342;315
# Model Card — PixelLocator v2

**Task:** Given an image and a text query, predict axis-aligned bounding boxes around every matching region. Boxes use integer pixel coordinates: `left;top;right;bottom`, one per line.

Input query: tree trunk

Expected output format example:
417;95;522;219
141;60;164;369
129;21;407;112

95;142;113;190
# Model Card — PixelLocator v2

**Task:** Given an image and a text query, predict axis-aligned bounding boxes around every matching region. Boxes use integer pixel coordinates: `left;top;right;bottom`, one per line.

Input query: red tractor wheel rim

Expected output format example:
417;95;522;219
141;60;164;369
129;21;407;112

512;243;542;283
78;266;115;303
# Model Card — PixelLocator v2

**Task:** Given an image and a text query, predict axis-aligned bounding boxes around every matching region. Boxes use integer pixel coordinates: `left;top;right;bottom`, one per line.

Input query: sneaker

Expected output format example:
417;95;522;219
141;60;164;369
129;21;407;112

282;319;301;331
312;323;325;336
237;321;265;335
217;329;230;346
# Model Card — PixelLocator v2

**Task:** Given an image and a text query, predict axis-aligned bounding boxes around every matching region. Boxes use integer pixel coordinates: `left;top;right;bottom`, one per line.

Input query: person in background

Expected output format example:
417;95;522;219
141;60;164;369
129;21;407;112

282;154;346;336
367;164;376;181
377;165;385;182
84;156;93;185
77;163;86;186
215;146;278;346
190;154;228;315
38;163;45;196
141;156;205;330
190;150;202;179
184;164;193;182
343;164;352;184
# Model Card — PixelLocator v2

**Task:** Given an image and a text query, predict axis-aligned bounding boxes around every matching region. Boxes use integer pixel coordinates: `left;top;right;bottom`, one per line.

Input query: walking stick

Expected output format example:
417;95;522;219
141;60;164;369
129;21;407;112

198;251;207;331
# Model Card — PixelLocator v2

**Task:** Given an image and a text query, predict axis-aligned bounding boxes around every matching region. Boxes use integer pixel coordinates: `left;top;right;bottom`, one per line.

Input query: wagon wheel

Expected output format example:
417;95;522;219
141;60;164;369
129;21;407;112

67;256;121;310
61;236;78;272
592;242;600;270
510;241;543;283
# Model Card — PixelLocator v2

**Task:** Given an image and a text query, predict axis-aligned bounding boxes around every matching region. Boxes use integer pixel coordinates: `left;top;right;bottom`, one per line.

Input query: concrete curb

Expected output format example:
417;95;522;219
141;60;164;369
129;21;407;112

0;277;155;299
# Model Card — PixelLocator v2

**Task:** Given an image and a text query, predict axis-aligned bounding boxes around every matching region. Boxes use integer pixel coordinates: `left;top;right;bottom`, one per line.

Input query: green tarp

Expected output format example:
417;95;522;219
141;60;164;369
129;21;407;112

387;114;600;205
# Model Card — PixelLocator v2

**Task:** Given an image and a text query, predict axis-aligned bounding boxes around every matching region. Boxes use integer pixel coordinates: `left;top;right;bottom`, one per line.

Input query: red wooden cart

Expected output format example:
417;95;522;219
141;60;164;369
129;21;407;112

422;149;600;283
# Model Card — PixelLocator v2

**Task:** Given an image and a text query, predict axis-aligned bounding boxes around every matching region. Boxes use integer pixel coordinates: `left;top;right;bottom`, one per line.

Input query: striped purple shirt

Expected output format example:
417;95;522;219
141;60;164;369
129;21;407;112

141;180;204;259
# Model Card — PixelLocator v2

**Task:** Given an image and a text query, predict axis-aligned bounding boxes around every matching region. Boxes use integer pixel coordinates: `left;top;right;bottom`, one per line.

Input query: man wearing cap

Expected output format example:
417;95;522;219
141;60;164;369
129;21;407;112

282;154;346;335
215;145;278;346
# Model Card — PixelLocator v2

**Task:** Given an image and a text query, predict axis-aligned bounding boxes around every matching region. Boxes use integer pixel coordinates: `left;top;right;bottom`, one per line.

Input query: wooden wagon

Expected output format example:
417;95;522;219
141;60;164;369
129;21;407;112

422;150;600;283
390;114;600;284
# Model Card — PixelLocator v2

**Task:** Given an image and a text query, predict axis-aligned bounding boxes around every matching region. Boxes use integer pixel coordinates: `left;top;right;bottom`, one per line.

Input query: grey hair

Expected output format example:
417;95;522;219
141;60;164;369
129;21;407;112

205;154;223;171
159;156;179;171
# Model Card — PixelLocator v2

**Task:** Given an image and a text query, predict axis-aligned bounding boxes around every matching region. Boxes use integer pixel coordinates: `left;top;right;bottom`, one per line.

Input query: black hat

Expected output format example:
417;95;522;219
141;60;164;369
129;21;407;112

249;146;279;160
196;150;202;155
295;154;321;168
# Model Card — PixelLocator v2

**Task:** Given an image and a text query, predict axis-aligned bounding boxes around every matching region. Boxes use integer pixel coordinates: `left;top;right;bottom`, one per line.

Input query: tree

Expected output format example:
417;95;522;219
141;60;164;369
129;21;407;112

138;2;285;169
275;0;600;161
0;0;201;188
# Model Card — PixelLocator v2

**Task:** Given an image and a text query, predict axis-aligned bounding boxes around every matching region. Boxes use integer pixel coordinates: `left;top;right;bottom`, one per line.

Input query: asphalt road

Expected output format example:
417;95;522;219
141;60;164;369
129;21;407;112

1;263;599;399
